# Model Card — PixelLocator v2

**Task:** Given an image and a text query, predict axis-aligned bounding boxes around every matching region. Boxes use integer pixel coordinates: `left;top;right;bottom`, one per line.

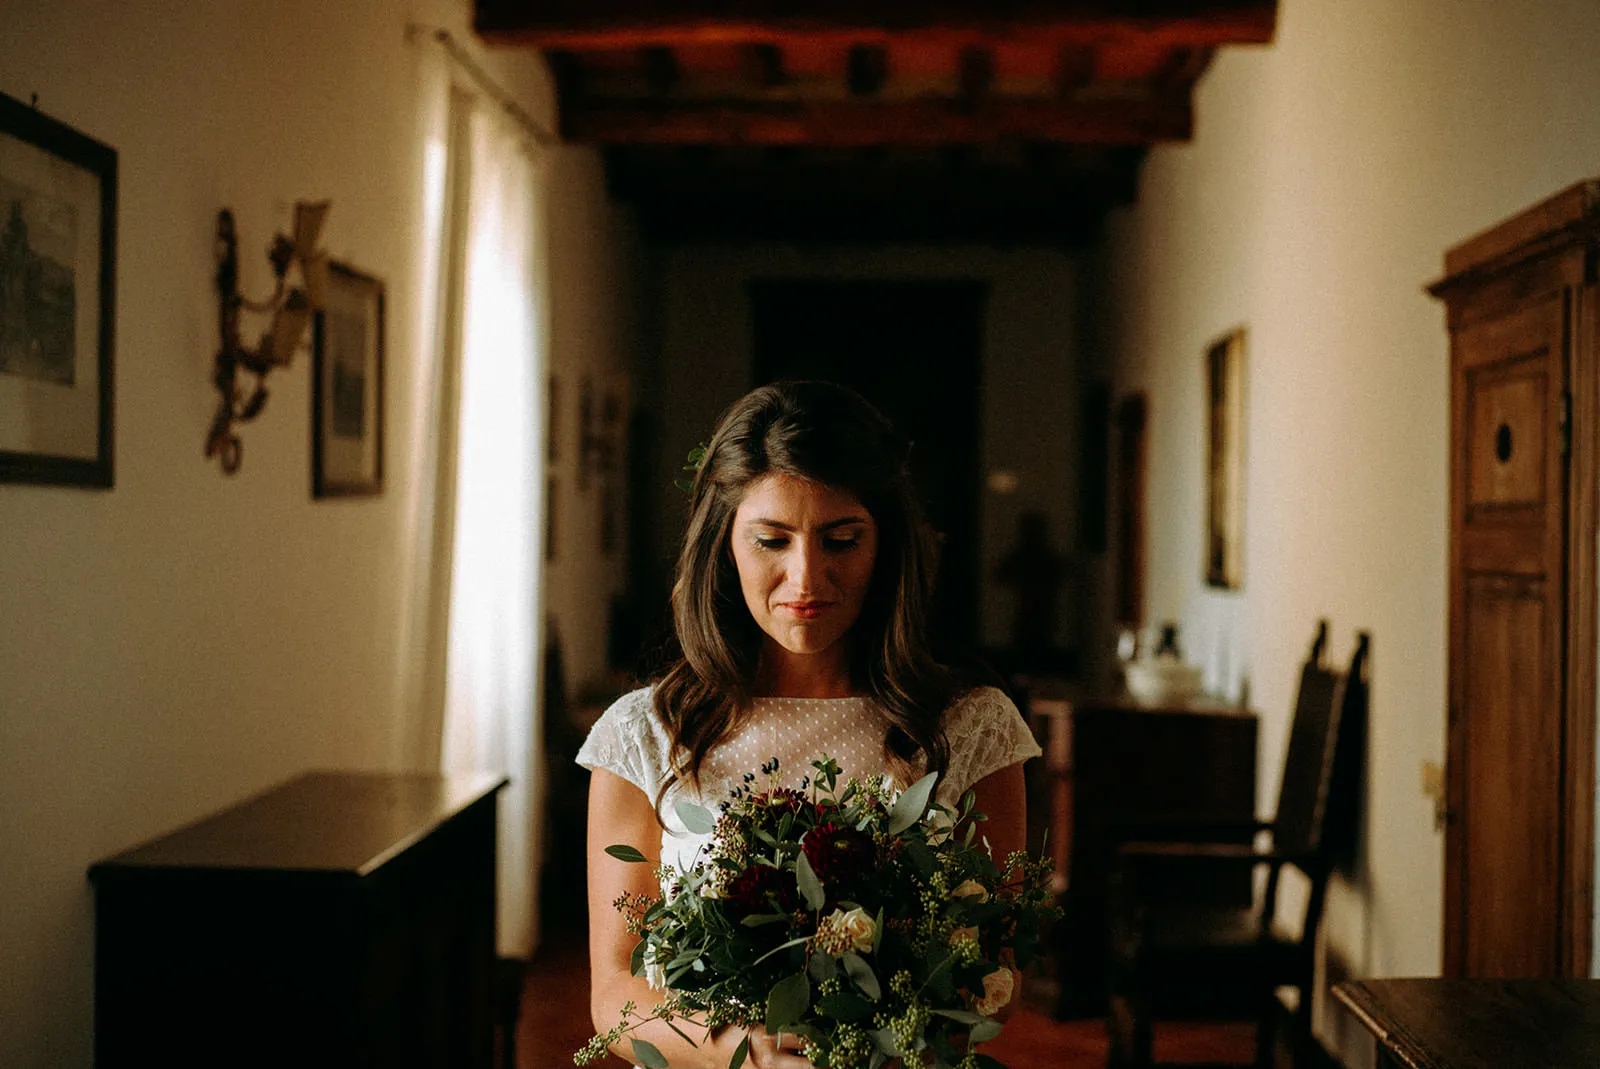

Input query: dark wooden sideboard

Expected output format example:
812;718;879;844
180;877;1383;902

1029;689;1258;1016
88;770;507;1068
1335;978;1600;1068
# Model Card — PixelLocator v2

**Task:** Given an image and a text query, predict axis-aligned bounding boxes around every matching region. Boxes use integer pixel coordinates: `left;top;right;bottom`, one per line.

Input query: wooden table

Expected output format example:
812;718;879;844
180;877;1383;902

1334;978;1600;1068
90;770;507;1069
1027;686;1258;1017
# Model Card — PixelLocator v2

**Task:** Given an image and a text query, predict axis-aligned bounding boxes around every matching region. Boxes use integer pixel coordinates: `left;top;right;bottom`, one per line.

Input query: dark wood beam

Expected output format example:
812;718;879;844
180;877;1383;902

958;47;994;101
1153;45;1215;90
847;45;889;95
743;44;787;88
1055;44;1097;94
641;46;680;93
476;1;1278;50
564;94;1190;145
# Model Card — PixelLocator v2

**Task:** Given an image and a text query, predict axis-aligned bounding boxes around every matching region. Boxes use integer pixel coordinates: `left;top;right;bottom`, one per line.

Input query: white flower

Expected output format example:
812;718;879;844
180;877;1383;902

645;960;667;990
952;879;989;902
974;969;1014;1016
816;906;876;955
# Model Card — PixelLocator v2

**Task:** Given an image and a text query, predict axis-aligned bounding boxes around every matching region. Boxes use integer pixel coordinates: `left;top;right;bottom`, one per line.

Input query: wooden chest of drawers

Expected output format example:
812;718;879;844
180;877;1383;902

89;771;506;1068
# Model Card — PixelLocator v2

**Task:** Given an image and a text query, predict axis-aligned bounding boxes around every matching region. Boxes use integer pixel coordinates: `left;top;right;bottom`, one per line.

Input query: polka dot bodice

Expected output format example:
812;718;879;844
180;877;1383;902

576;685;1040;870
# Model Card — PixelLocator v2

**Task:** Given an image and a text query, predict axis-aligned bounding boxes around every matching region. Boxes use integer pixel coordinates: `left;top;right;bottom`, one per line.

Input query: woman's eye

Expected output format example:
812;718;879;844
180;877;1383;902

824;536;861;552
754;536;788;551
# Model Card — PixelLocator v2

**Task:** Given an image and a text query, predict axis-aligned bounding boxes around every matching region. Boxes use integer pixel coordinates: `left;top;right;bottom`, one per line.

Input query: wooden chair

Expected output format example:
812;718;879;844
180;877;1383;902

1105;624;1370;1068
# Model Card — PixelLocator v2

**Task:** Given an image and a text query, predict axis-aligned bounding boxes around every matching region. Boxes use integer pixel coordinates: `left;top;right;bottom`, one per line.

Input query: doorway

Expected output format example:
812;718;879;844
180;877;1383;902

749;280;987;652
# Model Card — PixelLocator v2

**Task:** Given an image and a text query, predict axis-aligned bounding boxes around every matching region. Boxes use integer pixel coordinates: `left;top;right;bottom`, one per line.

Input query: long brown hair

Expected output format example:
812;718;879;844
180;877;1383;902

652;381;957;807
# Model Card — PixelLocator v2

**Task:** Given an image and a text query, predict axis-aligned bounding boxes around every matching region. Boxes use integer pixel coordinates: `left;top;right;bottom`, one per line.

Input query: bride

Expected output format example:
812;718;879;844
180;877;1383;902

579;380;1040;1067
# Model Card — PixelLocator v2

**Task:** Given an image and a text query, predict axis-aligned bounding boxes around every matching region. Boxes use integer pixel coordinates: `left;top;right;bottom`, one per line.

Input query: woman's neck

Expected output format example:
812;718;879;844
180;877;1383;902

754;643;859;698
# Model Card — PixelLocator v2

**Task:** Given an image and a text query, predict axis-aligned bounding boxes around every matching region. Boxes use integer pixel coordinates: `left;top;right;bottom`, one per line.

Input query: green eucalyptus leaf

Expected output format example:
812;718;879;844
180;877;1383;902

795;848;826;911
969;1019;1003;1044
629;939;647;977
675;800;718;835
808;952;839;982
741;912;788;927
868;1029;899;1056
841;951;881;1000
872;907;885;954
728;1034;750;1069
765;972;811;1028
666;1019;701;1048
818;990;874;1021
931;1009;985;1025
606;844;649;863
631;1039;669;1069
888;771;939;834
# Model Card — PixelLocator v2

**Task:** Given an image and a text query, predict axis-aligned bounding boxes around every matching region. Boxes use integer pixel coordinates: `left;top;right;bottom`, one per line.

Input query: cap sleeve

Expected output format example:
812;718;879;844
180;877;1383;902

939;686;1042;801
575;687;670;800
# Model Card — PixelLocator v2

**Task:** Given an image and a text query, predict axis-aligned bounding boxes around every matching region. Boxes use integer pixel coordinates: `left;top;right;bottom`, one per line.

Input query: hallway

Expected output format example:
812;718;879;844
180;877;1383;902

517;929;1256;1068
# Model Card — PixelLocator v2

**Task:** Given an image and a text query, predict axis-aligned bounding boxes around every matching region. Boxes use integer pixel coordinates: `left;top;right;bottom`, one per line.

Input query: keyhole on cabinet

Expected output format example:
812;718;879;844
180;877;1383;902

1495;423;1513;463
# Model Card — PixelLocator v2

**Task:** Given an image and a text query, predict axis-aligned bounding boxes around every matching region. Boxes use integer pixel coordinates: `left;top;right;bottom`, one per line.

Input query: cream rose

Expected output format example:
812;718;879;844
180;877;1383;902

834;906;876;953
949;925;978;945
974;968;1014;1016
952;879;989;902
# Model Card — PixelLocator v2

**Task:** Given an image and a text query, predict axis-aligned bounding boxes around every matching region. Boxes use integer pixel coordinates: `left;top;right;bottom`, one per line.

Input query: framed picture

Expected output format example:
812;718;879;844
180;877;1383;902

1204;327;1247;589
0;91;116;488
312;262;384;497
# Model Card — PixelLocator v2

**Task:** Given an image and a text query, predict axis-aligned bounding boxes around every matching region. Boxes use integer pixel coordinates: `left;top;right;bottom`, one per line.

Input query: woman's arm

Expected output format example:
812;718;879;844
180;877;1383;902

587;769;811;1068
964;761;1028;1022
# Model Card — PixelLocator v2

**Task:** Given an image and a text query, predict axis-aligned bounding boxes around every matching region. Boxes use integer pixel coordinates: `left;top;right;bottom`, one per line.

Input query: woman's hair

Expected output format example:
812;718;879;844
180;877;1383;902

651;380;958;805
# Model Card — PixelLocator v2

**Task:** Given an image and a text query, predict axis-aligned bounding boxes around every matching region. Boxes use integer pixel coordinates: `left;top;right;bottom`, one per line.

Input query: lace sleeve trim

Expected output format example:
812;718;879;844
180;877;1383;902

575;687;667;800
940;686;1042;801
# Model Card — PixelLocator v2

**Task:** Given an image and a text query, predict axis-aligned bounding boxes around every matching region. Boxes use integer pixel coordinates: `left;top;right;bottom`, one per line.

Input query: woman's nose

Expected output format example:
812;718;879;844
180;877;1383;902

788;541;824;592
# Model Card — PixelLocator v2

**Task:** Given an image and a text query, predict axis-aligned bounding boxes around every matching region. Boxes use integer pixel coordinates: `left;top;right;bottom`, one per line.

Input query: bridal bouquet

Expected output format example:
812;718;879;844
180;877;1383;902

576;756;1058;1069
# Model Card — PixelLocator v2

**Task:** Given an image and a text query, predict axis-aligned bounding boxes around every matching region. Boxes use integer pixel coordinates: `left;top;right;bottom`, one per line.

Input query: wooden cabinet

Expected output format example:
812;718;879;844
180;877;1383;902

1429;180;1600;976
1030;693;1257;1016
1334;978;1600;1069
89;771;506;1069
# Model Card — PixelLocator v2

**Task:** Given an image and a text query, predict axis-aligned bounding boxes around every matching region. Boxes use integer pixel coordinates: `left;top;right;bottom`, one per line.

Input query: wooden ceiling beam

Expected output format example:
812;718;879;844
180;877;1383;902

562;95;1191;145
476;2;1277;50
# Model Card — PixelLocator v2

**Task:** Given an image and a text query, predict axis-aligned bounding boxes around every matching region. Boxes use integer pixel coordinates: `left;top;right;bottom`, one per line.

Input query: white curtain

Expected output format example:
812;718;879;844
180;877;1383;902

435;94;549;959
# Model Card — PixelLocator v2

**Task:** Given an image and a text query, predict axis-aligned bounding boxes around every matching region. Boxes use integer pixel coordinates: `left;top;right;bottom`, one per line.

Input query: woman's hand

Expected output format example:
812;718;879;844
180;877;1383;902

744;1029;814;1068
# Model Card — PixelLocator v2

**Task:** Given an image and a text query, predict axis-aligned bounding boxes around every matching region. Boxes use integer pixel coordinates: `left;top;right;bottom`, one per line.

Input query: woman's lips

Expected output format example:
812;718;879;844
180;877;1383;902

780;601;834;620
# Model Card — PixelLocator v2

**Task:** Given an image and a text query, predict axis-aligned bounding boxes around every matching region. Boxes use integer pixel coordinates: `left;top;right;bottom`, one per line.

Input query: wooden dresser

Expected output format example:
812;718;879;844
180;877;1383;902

1335;978;1600;1068
89;770;507;1068
1029;689;1258;1016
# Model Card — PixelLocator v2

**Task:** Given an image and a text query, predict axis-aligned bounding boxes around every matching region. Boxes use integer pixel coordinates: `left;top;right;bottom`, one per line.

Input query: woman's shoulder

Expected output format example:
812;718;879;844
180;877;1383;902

575;685;672;795
941;684;1022;724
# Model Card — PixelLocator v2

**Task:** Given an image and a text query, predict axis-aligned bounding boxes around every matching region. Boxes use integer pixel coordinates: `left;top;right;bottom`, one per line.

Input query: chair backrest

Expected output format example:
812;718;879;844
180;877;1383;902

1271;622;1365;860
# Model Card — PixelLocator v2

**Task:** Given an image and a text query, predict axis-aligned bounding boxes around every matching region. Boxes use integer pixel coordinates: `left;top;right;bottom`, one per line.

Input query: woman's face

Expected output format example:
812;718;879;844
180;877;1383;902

730;473;879;666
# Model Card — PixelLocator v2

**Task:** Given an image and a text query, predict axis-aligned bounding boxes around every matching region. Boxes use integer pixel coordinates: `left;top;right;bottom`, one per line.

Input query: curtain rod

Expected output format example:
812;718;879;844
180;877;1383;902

406;23;561;146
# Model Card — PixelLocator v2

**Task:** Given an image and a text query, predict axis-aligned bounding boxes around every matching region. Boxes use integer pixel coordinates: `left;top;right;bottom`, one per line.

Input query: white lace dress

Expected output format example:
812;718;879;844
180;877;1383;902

576;685;1041;871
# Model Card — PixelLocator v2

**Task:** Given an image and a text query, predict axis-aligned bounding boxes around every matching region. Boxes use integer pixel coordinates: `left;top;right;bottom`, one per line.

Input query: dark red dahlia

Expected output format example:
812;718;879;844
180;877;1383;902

723;864;799;919
801;822;876;889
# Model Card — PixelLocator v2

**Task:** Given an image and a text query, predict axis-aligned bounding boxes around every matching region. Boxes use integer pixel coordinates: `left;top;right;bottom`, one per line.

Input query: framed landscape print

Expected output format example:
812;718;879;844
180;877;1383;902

312;262;384;498
1204;327;1247;589
0;90;116;488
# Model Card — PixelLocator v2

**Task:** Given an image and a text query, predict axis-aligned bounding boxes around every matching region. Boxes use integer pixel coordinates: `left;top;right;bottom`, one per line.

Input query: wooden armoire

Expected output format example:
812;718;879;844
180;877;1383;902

1429;180;1600;977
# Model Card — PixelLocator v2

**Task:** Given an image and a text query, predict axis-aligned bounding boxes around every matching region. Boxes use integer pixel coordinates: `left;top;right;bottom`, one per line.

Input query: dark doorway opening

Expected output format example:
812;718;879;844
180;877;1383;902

749;280;986;653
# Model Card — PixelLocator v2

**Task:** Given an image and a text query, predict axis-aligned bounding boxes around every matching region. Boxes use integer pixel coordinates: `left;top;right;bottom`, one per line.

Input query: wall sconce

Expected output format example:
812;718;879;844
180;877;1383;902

204;201;330;474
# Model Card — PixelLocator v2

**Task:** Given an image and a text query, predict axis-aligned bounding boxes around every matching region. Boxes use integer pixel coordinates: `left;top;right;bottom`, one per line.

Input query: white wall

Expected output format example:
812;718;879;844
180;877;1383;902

1096;0;1600;1059
653;245;1084;654
542;150;646;695
0;3;635;1065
